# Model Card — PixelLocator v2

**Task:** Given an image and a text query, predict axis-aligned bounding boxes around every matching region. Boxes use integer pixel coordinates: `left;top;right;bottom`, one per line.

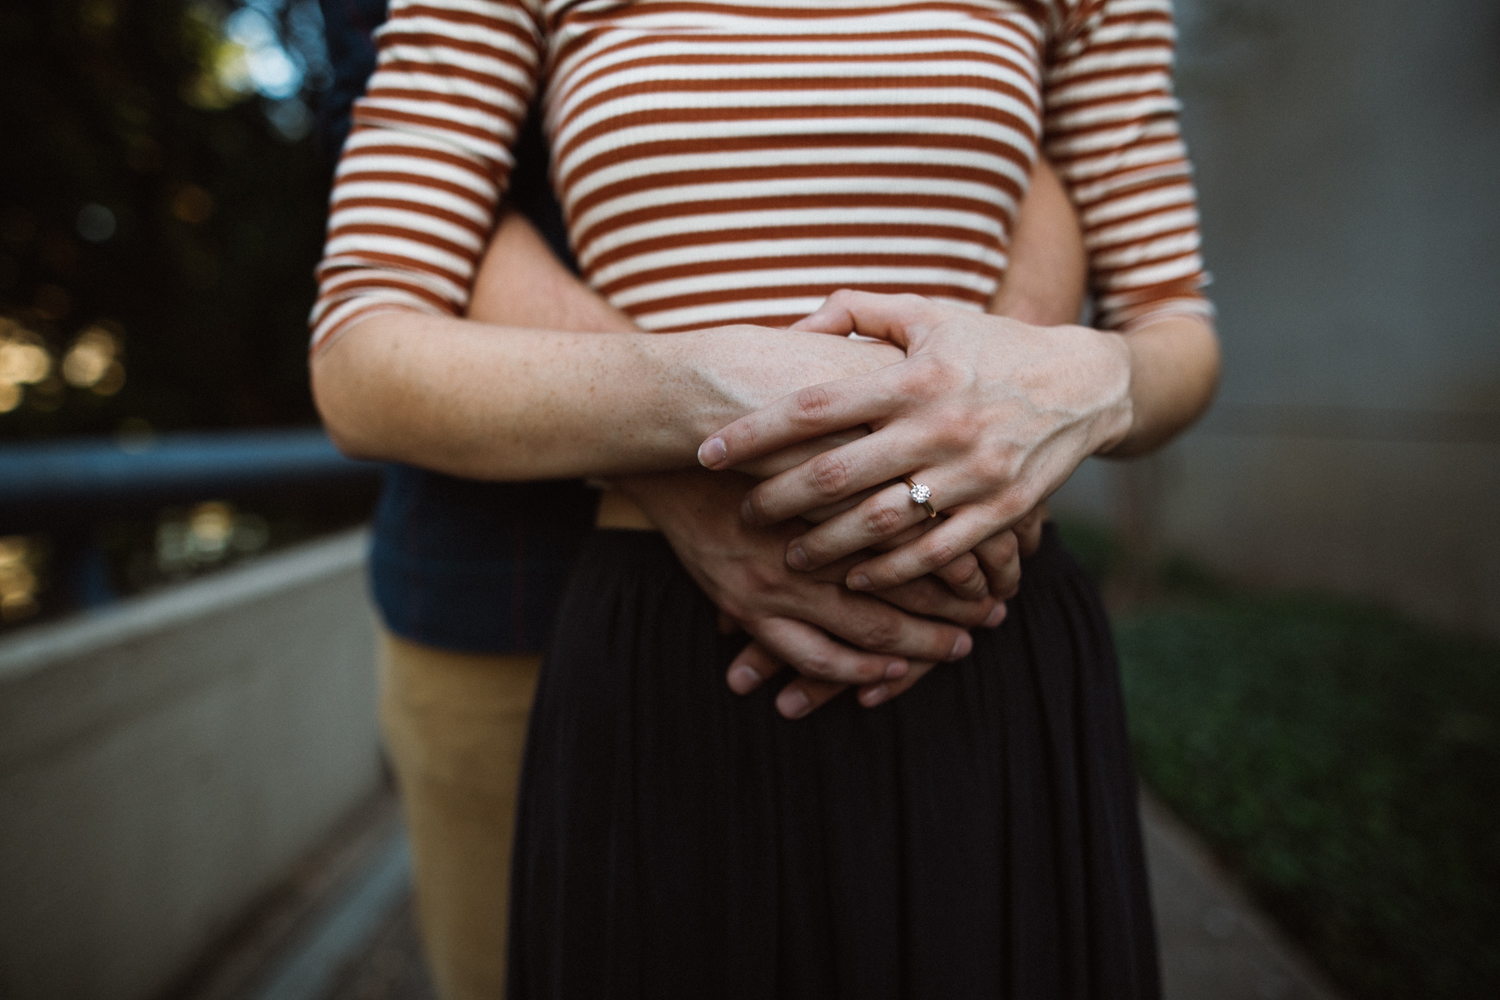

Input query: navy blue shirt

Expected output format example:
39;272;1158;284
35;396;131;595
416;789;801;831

318;0;596;653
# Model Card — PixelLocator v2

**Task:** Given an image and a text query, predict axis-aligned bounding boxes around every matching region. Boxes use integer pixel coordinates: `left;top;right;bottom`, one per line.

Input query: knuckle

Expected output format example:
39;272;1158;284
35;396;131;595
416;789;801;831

900;354;943;393
793;385;834;424
744;488;780;525
910;353;965;394
864;503;906;538
993;530;1019;562
929;408;972;452
861;616;902;652
742;564;782;599
994;489;1034;524
947;552;979;578
810;451;852;498
924;536;961;570
799;650;837;680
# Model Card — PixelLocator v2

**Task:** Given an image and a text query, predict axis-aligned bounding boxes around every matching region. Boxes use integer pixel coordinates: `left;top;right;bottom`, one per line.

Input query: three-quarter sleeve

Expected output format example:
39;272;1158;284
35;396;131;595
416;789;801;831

1042;0;1213;331
309;0;545;354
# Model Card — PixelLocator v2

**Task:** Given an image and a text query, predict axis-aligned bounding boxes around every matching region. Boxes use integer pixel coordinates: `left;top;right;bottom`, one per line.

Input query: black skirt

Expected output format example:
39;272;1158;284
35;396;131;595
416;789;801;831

508;523;1159;1000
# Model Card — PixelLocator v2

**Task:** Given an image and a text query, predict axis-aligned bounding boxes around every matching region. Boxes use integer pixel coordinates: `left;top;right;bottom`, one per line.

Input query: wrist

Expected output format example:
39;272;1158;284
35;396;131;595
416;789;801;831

1078;326;1136;455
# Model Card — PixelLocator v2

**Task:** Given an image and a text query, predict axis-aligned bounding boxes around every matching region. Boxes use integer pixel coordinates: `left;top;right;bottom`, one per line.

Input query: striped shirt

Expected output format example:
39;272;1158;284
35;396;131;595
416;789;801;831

311;0;1211;352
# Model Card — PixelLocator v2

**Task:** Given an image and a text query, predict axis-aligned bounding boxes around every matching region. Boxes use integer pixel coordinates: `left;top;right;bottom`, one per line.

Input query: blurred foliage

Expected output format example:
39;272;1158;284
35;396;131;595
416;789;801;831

1052;516;1123;586
1114;583;1500;999
0;0;332;439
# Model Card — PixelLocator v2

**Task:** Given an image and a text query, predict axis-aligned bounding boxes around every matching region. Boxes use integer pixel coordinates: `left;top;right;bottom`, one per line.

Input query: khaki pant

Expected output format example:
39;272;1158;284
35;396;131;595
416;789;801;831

378;631;541;1000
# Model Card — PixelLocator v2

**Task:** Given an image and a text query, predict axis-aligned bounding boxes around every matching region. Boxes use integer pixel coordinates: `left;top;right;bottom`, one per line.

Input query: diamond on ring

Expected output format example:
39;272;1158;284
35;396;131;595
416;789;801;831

903;477;938;517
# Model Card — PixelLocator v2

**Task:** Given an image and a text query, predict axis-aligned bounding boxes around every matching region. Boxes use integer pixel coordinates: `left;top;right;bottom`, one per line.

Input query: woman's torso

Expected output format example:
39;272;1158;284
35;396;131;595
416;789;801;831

534;0;1060;331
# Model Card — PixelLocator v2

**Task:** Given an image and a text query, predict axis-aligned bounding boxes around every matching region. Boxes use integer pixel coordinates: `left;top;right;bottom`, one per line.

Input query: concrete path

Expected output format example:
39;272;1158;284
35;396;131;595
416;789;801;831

212;790;1347;1000
1140;790;1344;1000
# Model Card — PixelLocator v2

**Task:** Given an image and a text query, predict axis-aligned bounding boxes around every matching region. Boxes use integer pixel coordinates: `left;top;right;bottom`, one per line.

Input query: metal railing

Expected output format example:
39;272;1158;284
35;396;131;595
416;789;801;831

0;428;379;612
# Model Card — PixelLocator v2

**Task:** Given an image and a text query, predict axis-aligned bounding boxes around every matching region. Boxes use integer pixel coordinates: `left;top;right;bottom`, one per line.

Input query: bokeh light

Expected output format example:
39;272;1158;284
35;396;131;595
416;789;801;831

171;185;215;225
61;325;126;395
0;321;56;413
155;501;271;577
75;203;116;243
0;536;41;622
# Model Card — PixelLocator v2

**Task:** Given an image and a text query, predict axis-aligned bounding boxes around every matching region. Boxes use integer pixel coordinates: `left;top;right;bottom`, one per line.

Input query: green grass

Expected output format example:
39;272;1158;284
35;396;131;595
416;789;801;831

1112;592;1500;998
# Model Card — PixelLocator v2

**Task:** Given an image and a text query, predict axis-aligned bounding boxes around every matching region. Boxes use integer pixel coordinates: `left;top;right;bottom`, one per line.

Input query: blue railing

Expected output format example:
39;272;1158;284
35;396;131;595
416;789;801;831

0;428;376;525
0;428;380;610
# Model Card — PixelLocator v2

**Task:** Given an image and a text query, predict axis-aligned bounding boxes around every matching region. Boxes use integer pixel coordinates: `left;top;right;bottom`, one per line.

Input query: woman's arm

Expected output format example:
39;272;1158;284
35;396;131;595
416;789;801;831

694;0;1221;590
701;299;1218;590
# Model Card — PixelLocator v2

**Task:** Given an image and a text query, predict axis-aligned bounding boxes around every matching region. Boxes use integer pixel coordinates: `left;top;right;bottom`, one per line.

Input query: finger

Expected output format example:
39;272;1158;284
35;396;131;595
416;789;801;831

774;676;850;719
974;530;1022;600
788;481;941;572
1015;502;1048;556
787;289;934;348
746;427;930;524
878;576;1001;628
848;505;1001;591
744;616;910;686
725;640;784;695
868;519;932;552
867;517;995;600
717;610;740;635
858;659;939;708
933;551;989;599
698;366;909;471
802;586;974;662
735;428;870;482
751;568;974;662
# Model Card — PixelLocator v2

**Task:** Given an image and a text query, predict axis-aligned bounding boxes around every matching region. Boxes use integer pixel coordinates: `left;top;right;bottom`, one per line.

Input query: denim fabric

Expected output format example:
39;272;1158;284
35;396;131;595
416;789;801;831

315;0;387;160
318;0;594;653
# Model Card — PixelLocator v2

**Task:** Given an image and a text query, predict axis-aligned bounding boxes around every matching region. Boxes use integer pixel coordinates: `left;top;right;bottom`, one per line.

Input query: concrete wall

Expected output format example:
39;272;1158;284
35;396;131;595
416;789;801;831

1054;0;1500;637
0;530;381;1000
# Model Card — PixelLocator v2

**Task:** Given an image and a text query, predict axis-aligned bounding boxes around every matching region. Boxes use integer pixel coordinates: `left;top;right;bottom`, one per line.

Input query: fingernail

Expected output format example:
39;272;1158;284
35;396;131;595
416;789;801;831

739;497;758;523
984;603;1007;628
698;436;727;468
777;688;811;719
885;660;908;680
728;664;762;694
948;632;973;660
861;684;890;707
787;543;810;570
848;573;872;591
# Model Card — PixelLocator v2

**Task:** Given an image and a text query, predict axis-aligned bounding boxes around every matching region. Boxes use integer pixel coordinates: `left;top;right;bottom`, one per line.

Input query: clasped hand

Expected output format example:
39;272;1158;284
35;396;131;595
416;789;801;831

700;290;1134;595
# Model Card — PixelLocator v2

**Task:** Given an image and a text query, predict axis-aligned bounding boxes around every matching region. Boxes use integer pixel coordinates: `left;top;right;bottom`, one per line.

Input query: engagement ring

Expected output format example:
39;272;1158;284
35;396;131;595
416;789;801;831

904;477;937;518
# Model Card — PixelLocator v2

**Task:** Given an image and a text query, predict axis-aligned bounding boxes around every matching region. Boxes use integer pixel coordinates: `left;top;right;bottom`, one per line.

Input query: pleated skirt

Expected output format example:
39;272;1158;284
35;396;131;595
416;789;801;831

507;523;1159;1000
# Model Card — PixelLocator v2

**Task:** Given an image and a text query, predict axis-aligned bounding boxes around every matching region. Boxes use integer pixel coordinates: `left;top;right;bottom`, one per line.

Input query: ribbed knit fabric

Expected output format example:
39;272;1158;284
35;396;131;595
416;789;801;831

311;0;1211;352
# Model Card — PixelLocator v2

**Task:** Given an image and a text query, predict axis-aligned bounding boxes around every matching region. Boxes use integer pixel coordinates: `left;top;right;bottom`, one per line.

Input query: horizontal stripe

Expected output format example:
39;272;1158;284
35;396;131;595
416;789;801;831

312;0;1210;350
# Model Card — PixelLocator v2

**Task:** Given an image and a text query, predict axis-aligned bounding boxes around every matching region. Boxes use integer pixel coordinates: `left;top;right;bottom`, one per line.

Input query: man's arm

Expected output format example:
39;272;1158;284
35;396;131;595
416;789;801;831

310;307;905;482
387;155;1096;716
453;209;988;694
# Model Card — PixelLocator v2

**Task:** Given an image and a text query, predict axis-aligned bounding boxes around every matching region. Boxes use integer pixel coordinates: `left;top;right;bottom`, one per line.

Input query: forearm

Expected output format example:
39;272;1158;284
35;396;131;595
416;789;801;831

1102;313;1220;457
313;311;903;480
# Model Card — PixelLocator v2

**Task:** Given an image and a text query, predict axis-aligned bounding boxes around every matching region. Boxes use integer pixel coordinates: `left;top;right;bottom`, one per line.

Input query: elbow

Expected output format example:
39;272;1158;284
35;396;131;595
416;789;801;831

1195;321;1224;422
310;337;382;463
